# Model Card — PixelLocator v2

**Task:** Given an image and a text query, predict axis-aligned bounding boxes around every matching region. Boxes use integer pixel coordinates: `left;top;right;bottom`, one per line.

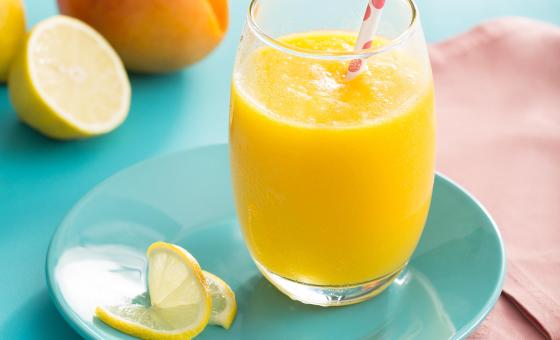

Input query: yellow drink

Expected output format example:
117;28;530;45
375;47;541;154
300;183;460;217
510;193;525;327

230;32;435;286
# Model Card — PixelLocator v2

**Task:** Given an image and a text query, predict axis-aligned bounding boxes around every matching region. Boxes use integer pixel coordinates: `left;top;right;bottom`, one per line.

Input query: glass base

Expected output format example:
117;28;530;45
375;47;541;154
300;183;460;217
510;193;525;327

255;262;406;307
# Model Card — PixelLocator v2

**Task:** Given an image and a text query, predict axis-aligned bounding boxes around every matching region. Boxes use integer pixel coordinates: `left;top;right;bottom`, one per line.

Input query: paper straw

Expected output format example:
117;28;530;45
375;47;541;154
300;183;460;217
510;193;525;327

346;0;386;81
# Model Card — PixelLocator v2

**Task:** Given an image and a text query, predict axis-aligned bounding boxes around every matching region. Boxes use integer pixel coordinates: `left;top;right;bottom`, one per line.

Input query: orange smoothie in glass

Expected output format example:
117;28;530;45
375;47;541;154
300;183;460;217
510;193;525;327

230;31;435;286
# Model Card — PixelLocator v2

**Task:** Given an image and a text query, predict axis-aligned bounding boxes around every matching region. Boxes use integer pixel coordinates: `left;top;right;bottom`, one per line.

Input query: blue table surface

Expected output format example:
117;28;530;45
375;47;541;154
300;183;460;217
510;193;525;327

1;0;559;338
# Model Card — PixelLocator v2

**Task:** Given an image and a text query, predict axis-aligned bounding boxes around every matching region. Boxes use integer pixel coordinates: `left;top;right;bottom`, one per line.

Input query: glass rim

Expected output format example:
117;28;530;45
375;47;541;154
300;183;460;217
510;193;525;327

247;0;419;60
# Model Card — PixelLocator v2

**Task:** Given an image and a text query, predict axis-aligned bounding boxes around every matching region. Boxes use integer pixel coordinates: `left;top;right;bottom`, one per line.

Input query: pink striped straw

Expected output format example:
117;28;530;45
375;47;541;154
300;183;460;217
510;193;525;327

346;0;386;81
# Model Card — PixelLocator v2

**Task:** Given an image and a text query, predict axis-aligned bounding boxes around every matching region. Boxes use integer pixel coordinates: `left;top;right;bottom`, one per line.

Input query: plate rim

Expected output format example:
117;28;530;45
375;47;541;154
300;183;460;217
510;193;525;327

45;143;506;340
436;172;506;339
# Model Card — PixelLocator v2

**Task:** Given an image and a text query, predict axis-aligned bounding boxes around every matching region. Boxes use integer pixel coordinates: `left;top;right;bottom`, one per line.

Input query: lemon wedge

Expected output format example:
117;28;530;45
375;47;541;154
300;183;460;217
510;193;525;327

8;15;130;139
203;271;237;329
96;242;211;339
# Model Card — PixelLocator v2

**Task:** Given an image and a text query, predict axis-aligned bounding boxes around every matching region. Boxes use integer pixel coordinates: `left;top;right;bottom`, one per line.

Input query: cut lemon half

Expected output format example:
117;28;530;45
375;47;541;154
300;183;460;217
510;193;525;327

96;242;211;339
8;15;130;139
203;271;237;329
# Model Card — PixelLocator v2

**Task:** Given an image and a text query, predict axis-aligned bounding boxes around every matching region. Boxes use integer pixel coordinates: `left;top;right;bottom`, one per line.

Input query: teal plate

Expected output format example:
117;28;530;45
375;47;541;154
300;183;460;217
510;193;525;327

46;144;505;340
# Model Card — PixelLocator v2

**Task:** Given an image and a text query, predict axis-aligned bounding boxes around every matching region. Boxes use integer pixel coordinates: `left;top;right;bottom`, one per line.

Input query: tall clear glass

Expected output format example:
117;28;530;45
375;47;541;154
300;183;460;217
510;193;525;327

230;0;435;306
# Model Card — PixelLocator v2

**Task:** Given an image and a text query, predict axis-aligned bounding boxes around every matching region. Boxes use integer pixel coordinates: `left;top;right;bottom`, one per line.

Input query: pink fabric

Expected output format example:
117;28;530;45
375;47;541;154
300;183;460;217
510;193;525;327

430;17;560;339
471;298;546;339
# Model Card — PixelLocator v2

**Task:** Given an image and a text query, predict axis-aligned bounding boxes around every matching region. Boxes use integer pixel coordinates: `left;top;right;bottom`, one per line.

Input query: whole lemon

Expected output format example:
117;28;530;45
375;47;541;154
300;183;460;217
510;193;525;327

0;0;25;82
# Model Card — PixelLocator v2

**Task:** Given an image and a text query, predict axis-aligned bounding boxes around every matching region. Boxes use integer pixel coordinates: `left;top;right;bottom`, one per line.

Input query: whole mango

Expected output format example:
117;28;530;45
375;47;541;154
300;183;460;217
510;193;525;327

58;0;228;73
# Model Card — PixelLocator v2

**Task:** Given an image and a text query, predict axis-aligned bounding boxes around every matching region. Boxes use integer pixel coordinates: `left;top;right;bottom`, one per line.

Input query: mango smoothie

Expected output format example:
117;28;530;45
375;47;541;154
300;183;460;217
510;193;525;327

230;31;435;286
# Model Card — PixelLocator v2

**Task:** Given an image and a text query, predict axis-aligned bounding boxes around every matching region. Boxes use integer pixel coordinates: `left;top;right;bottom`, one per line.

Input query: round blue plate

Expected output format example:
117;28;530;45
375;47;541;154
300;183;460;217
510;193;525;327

46;144;505;339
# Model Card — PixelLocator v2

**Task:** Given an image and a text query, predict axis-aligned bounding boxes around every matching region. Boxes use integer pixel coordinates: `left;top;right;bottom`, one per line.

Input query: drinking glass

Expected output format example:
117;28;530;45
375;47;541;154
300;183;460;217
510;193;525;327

230;0;435;306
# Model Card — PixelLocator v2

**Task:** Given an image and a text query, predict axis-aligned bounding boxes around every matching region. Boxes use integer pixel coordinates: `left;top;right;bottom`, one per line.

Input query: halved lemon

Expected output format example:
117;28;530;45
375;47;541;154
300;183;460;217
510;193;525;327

96;242;211;339
8;15;130;139
204;270;237;329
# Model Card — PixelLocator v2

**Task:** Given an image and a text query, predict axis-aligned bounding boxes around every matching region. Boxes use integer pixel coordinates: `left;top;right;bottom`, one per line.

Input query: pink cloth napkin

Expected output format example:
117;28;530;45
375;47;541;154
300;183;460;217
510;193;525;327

430;17;560;339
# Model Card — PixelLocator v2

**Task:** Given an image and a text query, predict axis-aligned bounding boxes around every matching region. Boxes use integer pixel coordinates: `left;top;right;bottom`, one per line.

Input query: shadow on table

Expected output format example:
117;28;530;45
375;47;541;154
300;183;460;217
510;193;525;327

0;71;189;156
0;72;192;217
0;290;80;339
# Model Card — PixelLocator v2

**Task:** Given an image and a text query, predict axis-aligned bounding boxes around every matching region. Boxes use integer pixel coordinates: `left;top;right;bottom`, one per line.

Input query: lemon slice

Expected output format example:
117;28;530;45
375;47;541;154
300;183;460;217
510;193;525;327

96;242;211;339
203;271;237;329
8;15;130;139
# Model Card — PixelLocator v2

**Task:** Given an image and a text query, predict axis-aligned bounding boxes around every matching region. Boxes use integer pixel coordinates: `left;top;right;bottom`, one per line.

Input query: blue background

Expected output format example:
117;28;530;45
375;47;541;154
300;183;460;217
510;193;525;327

1;0;559;338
